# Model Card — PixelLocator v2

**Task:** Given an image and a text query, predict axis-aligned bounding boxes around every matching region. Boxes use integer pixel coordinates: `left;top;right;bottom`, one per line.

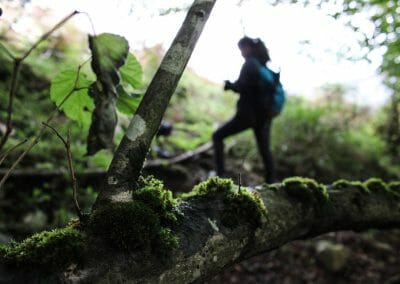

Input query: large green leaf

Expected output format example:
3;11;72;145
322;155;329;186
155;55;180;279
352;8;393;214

120;53;143;89
116;85;142;115
89;33;129;82
50;69;93;127
87;33;129;155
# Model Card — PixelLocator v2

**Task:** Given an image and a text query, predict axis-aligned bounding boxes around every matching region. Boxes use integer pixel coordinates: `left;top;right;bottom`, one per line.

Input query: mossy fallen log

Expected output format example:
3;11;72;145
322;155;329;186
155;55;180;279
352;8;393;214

0;177;399;283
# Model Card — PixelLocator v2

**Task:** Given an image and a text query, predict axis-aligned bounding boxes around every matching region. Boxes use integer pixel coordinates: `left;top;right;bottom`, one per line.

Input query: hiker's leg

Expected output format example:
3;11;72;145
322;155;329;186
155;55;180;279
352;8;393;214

254;118;275;183
213;115;250;176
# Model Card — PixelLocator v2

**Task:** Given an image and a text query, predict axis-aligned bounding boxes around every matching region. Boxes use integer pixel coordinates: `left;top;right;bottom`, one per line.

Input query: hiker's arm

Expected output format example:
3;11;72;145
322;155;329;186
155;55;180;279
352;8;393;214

225;58;259;93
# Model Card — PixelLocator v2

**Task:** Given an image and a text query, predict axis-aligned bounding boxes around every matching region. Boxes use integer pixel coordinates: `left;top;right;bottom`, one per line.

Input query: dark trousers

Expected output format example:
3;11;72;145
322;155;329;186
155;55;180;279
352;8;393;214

212;111;275;183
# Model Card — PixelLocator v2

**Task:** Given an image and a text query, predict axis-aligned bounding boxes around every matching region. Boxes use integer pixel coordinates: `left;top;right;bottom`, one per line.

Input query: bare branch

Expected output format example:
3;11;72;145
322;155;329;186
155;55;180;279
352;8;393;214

20;11;80;61
0;64;85;193
0;59;22;151
0;42;15;60
42;123;67;146
42;123;83;221
0;11;80;152
144;142;212;167
80;12;97;35
0;139;28;167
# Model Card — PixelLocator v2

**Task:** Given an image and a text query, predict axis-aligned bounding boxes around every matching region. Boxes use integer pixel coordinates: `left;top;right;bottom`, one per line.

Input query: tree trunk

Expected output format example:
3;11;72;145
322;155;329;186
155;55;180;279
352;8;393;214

94;0;217;208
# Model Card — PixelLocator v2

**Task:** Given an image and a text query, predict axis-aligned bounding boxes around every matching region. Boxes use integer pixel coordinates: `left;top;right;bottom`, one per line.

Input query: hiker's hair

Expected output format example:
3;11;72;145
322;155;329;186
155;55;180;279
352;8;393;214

238;36;270;65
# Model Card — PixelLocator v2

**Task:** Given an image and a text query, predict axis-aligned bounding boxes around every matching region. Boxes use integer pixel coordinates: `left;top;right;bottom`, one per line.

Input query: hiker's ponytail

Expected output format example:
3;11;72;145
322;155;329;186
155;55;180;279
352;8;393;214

253;38;270;65
237;36;270;65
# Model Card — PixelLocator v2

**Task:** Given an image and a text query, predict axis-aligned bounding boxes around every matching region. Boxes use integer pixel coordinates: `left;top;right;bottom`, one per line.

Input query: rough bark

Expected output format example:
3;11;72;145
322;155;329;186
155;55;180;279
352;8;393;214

95;0;217;207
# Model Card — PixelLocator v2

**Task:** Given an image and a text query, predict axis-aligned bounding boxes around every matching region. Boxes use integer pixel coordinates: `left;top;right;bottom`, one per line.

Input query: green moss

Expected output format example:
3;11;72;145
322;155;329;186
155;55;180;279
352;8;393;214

388;181;400;192
332;179;370;194
182;176;233;199
134;176;179;225
89;176;180;257
182;177;267;229
89;201;160;251
283;177;329;202
152;227;179;257
265;183;280;191
364;178;390;194
387;181;400;198
0;227;86;271
222;189;267;229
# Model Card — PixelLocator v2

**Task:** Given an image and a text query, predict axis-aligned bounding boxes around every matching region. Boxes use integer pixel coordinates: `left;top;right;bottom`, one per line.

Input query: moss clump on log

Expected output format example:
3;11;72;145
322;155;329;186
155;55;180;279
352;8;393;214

364;178;391;194
283;177;329;203
182;177;267;229
388;181;400;192
332;179;370;194
134;176;180;226
0;227;86;271
89;176;179;257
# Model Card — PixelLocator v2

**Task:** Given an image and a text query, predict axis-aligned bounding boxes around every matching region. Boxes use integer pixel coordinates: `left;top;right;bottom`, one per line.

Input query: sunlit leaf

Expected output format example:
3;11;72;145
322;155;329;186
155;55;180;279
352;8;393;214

89;33;129;79
116;85;142;115
120;53;143;89
50;68;93;127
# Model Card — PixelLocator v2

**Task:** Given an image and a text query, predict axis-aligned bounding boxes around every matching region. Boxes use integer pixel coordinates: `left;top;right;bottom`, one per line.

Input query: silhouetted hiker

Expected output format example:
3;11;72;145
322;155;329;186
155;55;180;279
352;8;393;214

213;36;278;183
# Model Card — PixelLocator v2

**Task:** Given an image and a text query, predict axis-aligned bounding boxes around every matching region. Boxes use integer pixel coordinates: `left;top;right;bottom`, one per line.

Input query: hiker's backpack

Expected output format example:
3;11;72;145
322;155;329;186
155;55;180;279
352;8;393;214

258;65;285;116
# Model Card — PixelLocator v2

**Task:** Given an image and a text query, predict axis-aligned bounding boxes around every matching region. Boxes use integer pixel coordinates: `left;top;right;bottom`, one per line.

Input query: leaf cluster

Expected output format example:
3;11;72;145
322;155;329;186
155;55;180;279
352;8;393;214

49;33;144;155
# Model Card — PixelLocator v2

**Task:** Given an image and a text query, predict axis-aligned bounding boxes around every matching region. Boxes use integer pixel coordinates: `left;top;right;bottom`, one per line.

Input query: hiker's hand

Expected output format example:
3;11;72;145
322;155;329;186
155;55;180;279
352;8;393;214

224;80;233;91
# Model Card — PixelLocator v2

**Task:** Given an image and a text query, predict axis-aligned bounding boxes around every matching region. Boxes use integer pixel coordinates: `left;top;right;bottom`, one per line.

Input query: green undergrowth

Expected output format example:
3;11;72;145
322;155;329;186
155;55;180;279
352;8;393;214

181;177;267;229
0;226;86;271
88;176;179;257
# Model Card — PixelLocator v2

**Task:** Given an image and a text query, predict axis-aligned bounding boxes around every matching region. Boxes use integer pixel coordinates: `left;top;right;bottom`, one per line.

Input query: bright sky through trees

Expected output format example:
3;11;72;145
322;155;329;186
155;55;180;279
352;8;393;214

16;0;391;106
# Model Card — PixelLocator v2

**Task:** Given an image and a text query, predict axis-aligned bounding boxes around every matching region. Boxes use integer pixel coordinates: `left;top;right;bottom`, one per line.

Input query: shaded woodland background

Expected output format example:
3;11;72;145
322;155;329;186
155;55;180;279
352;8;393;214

0;1;399;283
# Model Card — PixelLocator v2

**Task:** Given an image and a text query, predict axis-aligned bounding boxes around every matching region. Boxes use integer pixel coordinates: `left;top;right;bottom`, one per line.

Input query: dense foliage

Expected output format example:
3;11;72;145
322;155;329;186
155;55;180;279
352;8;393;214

269;0;400;166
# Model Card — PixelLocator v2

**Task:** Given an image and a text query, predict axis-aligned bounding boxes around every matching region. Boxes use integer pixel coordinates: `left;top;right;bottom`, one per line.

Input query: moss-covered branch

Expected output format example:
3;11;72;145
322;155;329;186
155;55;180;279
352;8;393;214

1;177;399;283
95;0;217;207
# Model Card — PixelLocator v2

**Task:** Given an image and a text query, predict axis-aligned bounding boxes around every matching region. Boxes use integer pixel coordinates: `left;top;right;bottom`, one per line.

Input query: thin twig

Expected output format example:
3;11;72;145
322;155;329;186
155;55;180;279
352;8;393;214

0;60;22;151
0;10;80;152
20;11;80;61
80;12;97;35
42;122;67;145
0;64;85;192
42;123;83;220
0;139;28;167
0;42;15;60
238;173;242;193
